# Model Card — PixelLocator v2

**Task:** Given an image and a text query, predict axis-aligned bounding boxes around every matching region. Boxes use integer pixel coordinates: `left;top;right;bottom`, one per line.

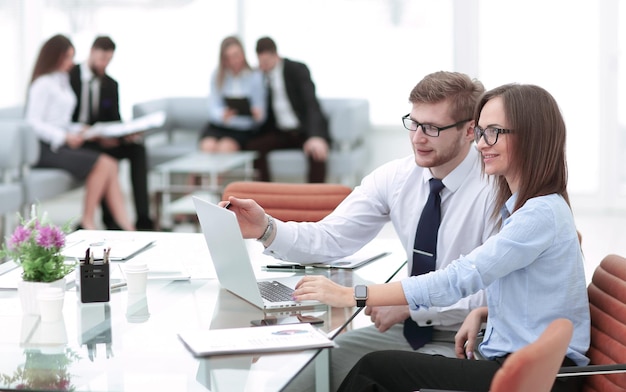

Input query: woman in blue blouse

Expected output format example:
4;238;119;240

293;84;590;392
25;34;134;231
199;36;265;152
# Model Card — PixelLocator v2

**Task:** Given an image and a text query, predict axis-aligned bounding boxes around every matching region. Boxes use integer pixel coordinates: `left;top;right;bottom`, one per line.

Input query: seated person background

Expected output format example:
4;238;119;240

199;35;266;153
245;36;330;183
25;34;135;231
70;35;154;230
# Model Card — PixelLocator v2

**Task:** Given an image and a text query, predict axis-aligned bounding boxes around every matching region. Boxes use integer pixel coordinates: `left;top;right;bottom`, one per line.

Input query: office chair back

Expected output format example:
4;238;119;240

222;181;352;222
489;318;573;392
582;254;626;392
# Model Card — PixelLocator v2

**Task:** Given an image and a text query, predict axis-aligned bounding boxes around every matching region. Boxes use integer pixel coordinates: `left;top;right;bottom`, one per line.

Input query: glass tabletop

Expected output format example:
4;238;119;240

152;151;258;175
0;231;406;391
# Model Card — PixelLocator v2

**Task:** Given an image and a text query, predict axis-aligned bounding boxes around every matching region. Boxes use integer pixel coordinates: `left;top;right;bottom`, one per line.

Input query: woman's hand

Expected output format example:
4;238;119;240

66;133;84;149
454;306;488;359
219;197;268;240
251;107;263;122
222;108;236;122
294;276;354;307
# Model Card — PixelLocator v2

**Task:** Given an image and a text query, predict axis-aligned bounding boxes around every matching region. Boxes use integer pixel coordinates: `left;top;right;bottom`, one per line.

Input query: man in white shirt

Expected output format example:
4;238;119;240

245;36;330;183
70;36;153;230
224;71;498;391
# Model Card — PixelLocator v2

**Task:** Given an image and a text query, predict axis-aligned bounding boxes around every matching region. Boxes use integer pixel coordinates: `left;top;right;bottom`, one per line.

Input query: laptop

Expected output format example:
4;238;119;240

192;196;321;310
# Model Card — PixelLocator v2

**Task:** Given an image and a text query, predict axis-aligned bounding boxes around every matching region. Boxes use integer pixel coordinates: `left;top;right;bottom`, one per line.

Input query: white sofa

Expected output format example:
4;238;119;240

0;107;82;215
132;97;370;186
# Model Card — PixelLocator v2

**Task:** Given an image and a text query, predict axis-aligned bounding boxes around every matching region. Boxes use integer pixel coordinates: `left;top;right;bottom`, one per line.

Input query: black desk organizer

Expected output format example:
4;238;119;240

79;261;110;303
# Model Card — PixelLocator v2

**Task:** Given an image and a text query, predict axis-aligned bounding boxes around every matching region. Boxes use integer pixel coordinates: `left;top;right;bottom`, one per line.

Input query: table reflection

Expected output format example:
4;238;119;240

77;303;112;361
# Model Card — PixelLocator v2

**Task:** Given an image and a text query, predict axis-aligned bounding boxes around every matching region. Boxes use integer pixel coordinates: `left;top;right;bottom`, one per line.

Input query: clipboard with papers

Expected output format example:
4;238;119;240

271;247;391;269
82;111;166;139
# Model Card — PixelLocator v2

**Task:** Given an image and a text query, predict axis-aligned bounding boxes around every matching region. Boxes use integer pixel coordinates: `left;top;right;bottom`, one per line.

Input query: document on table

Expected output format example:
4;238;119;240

271;246;391;269
82;111;166;138
178;323;335;357
0;260;76;289
62;238;156;262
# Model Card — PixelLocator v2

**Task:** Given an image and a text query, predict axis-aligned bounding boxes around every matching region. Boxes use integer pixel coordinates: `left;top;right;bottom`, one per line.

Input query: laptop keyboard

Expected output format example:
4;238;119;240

257;281;295;302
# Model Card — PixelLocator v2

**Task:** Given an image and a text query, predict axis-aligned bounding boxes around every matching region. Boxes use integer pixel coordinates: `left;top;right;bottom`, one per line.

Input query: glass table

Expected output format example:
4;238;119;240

0;230;406;391
151;151;258;230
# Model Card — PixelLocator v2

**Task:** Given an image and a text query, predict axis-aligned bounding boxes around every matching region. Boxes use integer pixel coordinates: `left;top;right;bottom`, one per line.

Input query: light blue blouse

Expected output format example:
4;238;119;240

401;193;590;365
207;68;266;131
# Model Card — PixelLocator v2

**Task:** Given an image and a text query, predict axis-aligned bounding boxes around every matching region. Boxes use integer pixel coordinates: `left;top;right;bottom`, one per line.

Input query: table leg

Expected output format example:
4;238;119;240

315;348;330;392
161;170;173;229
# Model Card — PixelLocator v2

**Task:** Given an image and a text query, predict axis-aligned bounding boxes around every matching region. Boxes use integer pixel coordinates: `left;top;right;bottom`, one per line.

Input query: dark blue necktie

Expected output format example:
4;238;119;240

403;178;445;349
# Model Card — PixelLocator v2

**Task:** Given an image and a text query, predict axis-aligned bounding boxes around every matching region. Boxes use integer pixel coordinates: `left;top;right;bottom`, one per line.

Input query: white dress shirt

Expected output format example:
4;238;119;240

77;62;100;124
268;60;300;130
25;71;83;150
266;147;498;329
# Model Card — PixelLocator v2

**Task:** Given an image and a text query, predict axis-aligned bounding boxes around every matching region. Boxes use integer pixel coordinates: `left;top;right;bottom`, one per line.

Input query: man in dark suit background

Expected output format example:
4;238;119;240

70;36;154;230
245;36;330;183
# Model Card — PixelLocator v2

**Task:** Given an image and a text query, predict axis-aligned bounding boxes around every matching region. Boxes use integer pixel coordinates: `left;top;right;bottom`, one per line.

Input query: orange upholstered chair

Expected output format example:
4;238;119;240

489;318;574;392
557;254;626;392
221;181;352;222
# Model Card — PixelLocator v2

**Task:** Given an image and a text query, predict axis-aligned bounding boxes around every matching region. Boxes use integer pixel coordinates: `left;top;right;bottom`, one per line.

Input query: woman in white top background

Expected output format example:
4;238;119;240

25;34;134;231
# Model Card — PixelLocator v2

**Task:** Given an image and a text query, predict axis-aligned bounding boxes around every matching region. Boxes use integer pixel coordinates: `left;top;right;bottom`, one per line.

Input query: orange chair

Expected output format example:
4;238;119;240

557;254;626;391
221;181;352;222
489;318;574;392
423;254;626;392
419;319;574;392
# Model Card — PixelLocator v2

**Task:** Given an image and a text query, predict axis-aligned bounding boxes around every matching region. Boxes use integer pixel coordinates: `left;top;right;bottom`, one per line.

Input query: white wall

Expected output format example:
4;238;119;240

1;0;624;212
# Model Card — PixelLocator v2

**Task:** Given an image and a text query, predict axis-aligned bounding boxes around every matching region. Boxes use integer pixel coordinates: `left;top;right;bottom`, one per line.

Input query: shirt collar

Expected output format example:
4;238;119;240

268;59;283;82
80;62;95;81
422;146;480;193
501;193;518;221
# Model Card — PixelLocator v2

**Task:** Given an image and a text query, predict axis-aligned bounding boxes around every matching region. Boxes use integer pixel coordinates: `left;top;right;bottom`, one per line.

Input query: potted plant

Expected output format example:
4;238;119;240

0;205;76;314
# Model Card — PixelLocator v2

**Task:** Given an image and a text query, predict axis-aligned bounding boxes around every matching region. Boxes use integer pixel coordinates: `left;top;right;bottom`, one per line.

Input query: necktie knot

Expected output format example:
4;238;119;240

429;178;445;195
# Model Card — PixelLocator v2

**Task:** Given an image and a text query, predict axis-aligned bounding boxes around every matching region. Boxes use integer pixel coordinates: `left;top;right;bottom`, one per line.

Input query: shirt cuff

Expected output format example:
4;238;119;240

262;219;292;260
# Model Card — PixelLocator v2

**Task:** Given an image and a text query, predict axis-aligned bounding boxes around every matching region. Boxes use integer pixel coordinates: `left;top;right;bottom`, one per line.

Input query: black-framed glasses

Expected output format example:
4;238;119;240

401;114;471;137
474;125;514;146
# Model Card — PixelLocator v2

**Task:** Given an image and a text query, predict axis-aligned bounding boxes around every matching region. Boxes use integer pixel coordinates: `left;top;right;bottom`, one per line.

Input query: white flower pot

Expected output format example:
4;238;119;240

18;278;66;315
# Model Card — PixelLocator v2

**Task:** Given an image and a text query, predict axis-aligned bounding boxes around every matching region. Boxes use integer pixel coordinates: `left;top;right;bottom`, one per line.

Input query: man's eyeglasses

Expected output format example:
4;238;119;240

401;114;471;137
473;125;514;146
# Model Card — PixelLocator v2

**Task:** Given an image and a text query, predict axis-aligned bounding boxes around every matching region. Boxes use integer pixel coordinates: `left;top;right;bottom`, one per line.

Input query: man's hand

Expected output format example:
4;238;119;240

218;197;268;239
303;137;329;161
364;305;410;332
454;307;488;359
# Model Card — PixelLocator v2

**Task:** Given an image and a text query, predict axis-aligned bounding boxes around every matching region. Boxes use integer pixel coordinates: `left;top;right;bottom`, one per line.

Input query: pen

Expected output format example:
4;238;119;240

264;264;306;270
224;202;232;210
111;282;127;290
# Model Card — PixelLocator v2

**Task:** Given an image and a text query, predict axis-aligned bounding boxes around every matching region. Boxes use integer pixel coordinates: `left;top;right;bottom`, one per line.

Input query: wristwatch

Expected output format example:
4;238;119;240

354;285;368;307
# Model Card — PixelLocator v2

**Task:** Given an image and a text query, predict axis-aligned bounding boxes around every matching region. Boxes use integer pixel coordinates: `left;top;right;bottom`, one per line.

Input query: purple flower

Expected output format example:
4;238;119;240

35;225;65;249
8;226;31;250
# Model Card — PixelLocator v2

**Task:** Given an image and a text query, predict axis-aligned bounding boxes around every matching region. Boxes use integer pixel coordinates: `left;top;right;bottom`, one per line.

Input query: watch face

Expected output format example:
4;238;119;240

355;285;367;298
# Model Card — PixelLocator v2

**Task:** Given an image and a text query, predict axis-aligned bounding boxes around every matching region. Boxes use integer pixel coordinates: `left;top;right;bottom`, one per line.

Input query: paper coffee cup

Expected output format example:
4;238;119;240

124;263;149;294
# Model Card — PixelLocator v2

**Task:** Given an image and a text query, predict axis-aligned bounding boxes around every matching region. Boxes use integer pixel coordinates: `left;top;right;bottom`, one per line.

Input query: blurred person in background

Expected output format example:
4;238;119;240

25;34;135;231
